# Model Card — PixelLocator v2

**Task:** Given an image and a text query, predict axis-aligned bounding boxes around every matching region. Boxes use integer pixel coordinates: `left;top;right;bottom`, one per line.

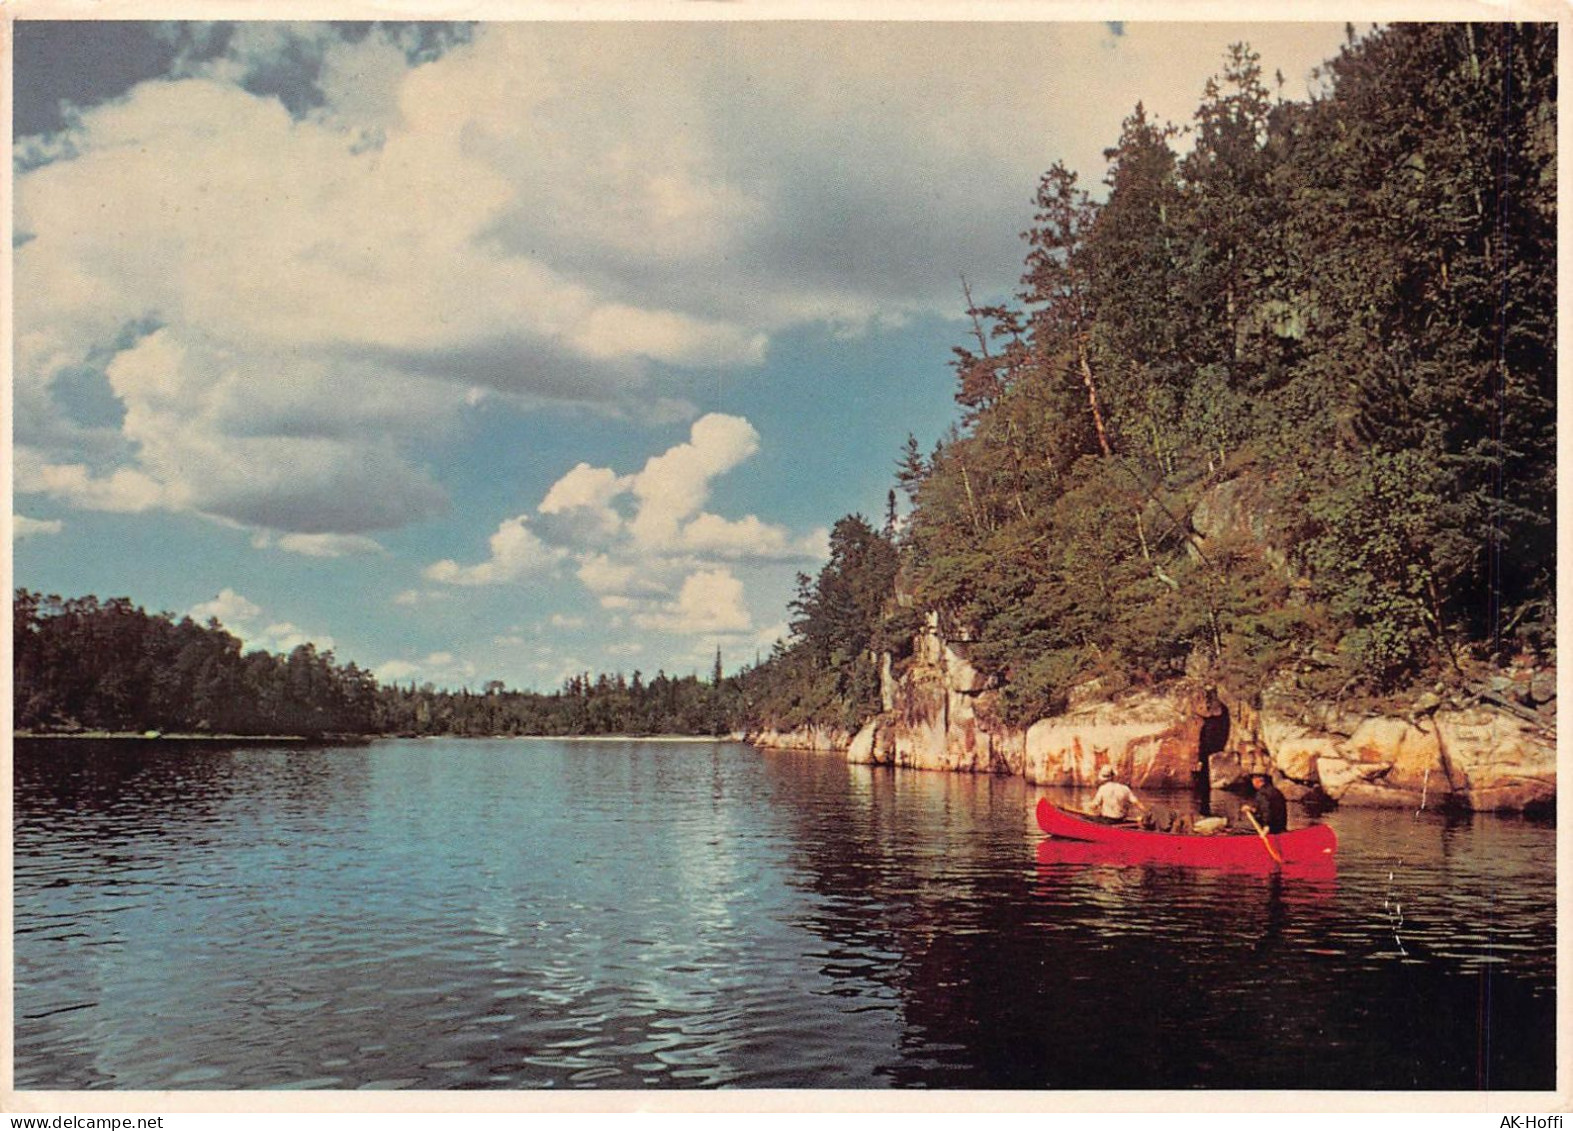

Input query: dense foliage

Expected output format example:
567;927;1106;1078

733;515;906;733
14;590;741;738
14;591;380;736
751;23;1556;731
377;667;741;737
15;26;1555;743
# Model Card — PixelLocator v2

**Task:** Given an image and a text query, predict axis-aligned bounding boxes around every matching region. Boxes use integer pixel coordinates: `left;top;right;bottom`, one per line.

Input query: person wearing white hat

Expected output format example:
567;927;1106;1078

1086;763;1149;823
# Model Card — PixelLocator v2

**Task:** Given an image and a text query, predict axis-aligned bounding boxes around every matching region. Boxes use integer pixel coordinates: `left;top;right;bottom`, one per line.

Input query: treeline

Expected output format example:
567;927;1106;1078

750;24;1556;730
377;667;740;737
14;591;380;736
14;590;742;738
732;514;907;733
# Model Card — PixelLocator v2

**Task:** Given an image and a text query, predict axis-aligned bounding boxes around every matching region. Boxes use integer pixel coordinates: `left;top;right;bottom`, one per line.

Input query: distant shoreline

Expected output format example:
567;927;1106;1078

16;731;317;742
13;731;743;744
495;734;744;743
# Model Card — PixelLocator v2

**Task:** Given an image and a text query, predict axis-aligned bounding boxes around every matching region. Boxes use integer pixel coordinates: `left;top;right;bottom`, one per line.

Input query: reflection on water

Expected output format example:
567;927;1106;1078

14;738;1556;1090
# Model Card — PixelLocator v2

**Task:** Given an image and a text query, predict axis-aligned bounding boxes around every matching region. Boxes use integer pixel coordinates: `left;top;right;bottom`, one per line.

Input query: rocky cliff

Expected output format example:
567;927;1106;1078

750;724;854;754
754;617;1557;814
1260;683;1556;813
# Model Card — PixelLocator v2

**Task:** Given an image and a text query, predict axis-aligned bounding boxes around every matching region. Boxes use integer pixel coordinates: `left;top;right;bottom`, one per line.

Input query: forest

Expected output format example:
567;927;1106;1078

745;23;1556;730
13;25;1556;742
13;591;742;737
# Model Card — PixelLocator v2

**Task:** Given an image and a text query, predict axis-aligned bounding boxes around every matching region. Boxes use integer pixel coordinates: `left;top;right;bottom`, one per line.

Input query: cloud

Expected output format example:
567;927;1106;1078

188;587;262;627
17;316;449;534
633;569;753;635
430;413;818;609
540;413;812;563
751;621;791;652
529;656;592;691
13;515;64;540
186;587;334;654
540;462;631;514
424;515;568;586
253;621;336;655
394;588;442;607
14;449;177;514
15;20;1352;552
373;650;478;687
423;412;823;656
677;514;829;562
273;532;386;558
626;414;760;549
15;27;764;543
575;553;664;600
538;462;631;543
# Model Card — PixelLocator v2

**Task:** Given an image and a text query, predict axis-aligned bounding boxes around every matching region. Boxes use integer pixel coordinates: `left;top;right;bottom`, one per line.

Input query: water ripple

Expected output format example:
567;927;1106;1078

12;738;1557;1091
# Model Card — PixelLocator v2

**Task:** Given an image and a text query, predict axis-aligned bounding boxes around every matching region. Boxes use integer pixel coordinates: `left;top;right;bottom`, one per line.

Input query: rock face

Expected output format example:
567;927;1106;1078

750;611;1557;813
750;473;1555;812
751;725;853;754
1190;476;1294;576
1262;696;1557;812
1022;691;1208;788
832;620;1224;789
849;620;1023;774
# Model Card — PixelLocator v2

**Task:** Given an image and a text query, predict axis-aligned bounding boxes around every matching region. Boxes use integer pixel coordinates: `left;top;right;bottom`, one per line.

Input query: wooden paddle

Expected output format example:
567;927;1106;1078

1243;807;1285;866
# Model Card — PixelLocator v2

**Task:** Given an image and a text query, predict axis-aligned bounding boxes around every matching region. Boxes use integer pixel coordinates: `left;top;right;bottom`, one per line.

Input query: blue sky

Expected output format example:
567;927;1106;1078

12;19;1354;691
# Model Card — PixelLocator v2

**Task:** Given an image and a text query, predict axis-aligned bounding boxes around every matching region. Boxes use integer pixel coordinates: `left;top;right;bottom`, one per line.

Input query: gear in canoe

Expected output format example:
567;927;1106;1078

1035;797;1337;869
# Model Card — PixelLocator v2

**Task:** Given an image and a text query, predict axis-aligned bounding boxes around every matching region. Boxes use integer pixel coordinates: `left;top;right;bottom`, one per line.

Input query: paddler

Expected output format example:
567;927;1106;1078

1242;769;1288;834
1086;764;1150;824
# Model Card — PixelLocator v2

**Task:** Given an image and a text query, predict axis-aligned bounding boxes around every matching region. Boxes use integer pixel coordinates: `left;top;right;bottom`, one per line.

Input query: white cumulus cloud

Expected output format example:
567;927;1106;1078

427;413;818;611
677;513;830;562
14;450;178;514
186;588;334;655
188;588;263;628
634;569;753;635
14;20;1349;553
627;414;761;550
425;515;568;586
423;413;823;646
254;622;337;655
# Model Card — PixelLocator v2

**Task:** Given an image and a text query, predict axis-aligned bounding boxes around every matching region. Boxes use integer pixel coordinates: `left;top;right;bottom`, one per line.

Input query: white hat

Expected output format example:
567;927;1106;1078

1098;765;1116;782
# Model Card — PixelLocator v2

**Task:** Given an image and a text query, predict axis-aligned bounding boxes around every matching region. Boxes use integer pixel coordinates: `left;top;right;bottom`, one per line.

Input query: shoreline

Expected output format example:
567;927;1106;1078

17;731;328;743
489;733;743;743
13;731;743;744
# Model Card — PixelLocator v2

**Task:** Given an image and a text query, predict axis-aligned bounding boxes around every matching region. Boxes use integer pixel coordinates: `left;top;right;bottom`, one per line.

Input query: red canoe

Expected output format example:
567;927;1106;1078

1035;797;1337;869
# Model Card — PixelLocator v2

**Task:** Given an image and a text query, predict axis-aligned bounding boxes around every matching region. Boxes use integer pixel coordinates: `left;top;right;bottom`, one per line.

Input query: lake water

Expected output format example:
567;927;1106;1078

13;737;1557;1091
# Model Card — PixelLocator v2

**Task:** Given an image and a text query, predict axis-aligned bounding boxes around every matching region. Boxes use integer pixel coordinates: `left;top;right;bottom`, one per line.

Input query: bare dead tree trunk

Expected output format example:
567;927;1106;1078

1005;419;1030;521
1077;341;1114;458
1136;511;1181;591
961;275;991;358
959;461;983;535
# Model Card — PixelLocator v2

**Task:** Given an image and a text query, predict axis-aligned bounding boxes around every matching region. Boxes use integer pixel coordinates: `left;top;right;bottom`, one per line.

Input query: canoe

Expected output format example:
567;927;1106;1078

1034;838;1339;895
1035;797;1337;869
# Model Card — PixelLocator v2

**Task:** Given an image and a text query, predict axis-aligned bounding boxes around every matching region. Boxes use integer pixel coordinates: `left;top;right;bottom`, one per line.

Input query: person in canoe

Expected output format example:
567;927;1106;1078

1242;769;1288;834
1086;765;1151;825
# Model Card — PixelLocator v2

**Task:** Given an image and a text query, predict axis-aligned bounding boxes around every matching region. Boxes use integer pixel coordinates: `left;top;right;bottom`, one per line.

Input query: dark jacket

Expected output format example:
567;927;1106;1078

1249;781;1288;834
